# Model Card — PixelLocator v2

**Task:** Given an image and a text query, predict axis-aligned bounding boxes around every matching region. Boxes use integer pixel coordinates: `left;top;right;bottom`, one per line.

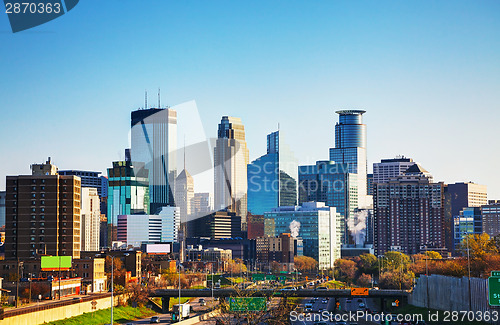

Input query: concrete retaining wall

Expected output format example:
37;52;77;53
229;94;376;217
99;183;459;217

410;275;499;324
0;294;123;325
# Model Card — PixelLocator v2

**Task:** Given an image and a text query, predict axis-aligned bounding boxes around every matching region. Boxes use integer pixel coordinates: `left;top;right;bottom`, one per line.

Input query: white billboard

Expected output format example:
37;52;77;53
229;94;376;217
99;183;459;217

146;243;171;254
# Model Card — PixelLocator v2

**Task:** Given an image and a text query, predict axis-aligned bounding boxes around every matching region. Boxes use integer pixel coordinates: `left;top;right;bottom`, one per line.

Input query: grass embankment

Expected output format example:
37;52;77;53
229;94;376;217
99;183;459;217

323;280;345;288
395;304;490;325
43;305;156;325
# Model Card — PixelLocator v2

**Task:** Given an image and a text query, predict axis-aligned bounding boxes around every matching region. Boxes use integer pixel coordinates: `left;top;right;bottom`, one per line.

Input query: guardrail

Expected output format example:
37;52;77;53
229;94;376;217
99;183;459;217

2;292;112;319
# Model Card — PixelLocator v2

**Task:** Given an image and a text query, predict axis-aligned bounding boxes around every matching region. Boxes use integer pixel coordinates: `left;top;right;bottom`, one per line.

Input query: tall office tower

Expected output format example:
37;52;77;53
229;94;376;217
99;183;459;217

214;116;249;229
264;202;343;270
192;193;211;216
0;191;5;228
329;110;369;208
81;188;101;251
298;161;357;244
373;164;445;256
453;207;482;252
482;200;500;237
58;170;109;243
372;157;416;184
107;161;149;244
247;130;297;215
175;169;194;221
131;107;177;214
5;158;81;259
186;211;242;239
444;182;488;254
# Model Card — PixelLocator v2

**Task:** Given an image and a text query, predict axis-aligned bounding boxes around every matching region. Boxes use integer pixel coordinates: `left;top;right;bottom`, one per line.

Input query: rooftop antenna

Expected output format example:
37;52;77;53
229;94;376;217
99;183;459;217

158;88;161;108
278;122;280;131
145;90;148;109
183;134;186;171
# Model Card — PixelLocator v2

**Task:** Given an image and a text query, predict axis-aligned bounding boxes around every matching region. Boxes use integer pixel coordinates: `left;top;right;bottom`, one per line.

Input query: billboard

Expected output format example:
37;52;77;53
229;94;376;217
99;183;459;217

41;256;72;271
145;243;171;254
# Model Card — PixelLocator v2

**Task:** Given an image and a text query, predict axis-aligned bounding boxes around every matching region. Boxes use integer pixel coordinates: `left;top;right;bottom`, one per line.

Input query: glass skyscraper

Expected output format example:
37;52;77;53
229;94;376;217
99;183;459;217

329;110;369;208
298;161;358;244
107;161;150;243
247;130;297;215
131;108;177;214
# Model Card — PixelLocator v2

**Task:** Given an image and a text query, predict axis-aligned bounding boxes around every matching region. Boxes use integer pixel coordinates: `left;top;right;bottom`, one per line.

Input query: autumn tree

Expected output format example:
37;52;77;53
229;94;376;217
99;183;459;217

425;251;442;259
294;256;318;272
334;259;358;285
383;251;410;270
357;273;372;287
357;254;378;275
227;259;248;274
459;233;498;259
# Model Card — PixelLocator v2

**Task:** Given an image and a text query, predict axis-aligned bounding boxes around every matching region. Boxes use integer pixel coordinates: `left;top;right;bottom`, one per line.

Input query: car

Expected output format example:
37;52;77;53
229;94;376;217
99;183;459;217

322;299;328;304
358;302;365;308
315;286;328;291
357;298;363;303
346;299;352;303
199;298;206;306
150;316;160;323
336;322;347;325
305;307;313;312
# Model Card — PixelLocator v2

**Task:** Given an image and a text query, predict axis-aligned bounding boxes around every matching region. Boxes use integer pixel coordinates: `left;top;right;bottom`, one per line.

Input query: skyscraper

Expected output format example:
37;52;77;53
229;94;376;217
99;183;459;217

247;130;297;215
192;193;211;217
175;169;194;221
373;164;445;255
0;191;5;228
214;116;249;228
131;107;177;214
81;187;101;251
107;161;149;243
329;110;369;208
5;158;81;259
482;200;500;237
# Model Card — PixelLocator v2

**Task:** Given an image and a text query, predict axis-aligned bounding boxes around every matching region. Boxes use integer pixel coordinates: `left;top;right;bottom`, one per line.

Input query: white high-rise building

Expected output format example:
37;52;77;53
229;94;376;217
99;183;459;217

214;116;249;229
373;157;416;184
175;169;194;221
81;187;101;251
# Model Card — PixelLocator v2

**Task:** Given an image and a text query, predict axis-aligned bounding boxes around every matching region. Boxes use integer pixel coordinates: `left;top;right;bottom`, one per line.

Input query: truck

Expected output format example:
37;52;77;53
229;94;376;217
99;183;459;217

172;303;190;322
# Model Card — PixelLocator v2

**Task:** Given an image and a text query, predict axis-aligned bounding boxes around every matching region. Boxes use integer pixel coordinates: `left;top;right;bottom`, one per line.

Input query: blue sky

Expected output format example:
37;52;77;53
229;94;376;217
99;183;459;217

1;1;499;197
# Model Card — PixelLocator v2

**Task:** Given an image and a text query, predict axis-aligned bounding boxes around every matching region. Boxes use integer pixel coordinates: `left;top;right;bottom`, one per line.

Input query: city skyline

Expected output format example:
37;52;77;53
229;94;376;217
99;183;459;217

1;1;500;198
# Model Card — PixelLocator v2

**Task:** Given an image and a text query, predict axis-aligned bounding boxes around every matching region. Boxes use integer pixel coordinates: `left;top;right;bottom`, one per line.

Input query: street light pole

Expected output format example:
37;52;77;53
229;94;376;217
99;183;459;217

178;261;182;321
111;256;114;325
466;235;472;312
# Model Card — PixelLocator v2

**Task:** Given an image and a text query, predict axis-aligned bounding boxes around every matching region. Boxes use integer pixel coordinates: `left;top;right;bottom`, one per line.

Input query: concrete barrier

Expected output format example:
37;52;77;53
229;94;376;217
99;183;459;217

0;294;123;325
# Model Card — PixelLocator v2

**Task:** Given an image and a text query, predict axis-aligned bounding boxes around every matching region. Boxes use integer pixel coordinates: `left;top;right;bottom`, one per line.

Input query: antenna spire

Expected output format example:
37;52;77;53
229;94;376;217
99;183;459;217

158;88;161;108
145;90;148;109
183;135;186;171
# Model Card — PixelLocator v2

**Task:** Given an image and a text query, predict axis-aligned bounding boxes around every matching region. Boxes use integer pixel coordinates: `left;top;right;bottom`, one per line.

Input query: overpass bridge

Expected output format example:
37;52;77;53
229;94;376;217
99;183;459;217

152;289;409;313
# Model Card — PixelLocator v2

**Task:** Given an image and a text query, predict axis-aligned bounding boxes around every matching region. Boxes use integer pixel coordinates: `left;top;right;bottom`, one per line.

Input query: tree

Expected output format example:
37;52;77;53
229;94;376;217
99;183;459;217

127;282;149;306
383;251;410;270
357;273;372;287
105;256;126;286
294;256;318;272
459;233;498;259
334;259;358;285
379;270;414;290
358;254;378;275
227;259;248;274
425;251;442;259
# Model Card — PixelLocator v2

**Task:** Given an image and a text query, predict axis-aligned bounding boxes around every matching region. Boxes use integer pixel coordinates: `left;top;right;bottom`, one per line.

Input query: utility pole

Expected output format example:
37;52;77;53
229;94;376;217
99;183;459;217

111;256;114;325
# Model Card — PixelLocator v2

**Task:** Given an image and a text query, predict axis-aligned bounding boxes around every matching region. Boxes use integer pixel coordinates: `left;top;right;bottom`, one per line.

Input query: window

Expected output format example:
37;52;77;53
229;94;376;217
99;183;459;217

41;193;45;198
40;215;45;220
41;186;45;190
32;193;35;198
32;186;36;191
32;179;36;184
40;222;44;227
41;200;45;205
41;179;45;184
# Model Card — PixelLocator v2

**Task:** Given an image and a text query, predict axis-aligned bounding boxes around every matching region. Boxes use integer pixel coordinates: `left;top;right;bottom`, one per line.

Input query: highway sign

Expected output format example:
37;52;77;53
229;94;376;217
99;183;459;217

252;274;265;281
229;297;266;311
351;288;369;296
489;276;500;306
265;275;276;281
492;271;500;277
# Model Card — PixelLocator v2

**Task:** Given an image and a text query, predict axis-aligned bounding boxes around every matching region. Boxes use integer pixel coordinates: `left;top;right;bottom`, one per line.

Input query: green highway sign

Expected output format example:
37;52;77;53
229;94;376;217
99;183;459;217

265;274;276;281
229;297;267;311
492;271;500;277
488;276;500;306
252;274;265;281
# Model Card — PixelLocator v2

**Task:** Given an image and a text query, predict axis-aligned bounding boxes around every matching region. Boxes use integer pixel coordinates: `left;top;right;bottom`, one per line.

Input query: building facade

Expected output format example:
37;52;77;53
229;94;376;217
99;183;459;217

5;158;81;259
482;200;500;237
192;193;211;217
372;157;416;185
117;214;162;247
247;130;297;215
264;202;342;270
214;116;249;228
444;182;488;253
107;161;149;243
0;191;5;228
453;207;482;252
81;188;100;251
256;233;295;272
175;169;194;221
329;110;369;209
298;161;357;244
186;211;242;239
73;258;107;293
373;164;445;256
130;108;177;214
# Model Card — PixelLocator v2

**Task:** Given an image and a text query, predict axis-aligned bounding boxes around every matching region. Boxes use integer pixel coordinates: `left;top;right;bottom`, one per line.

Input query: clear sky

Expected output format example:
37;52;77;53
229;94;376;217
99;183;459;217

1;1;499;197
